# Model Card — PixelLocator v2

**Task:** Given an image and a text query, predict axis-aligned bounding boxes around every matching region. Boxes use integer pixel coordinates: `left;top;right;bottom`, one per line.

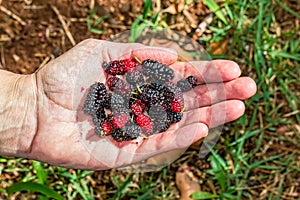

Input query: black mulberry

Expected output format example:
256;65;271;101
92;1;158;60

83;82;107;114
142;59;174;81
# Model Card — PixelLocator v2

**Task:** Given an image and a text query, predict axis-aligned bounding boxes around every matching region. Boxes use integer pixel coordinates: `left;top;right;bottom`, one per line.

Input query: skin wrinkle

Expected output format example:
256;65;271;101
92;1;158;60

0;72;37;156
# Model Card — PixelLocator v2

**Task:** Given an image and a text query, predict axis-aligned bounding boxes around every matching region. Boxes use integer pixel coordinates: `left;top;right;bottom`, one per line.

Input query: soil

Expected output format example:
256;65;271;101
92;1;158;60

0;0;208;74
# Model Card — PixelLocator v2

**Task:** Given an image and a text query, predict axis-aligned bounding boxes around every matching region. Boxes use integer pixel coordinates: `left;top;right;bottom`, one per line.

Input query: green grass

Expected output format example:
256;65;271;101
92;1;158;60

191;0;300;199
1;0;300;199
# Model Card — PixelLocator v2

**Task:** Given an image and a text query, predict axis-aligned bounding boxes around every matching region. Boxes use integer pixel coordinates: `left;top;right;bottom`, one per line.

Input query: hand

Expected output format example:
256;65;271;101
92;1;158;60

27;39;256;170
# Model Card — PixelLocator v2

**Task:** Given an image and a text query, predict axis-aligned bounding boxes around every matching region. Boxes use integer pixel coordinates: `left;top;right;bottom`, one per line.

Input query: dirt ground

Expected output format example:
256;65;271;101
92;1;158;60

0;0;208;73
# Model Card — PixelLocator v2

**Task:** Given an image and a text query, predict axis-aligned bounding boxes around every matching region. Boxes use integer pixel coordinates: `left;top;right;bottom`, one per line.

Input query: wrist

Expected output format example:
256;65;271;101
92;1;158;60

0;70;37;157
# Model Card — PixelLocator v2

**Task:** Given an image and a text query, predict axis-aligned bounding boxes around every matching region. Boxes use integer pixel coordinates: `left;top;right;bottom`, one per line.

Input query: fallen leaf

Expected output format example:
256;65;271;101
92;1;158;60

210;39;229;55
276;125;290;133
176;163;200;200
162;2;185;15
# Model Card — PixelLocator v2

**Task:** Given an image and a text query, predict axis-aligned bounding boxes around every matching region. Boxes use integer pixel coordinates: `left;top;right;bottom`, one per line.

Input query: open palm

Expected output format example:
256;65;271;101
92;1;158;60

28;39;256;170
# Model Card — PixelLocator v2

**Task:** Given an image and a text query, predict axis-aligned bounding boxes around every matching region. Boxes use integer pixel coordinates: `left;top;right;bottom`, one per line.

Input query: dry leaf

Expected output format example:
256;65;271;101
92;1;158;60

162;2;185;15
162;4;177;14
176;163;200;200
210;39;229;55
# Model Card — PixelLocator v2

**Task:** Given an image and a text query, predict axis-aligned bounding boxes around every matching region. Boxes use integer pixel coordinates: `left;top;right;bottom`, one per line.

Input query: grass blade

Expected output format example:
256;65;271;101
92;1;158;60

275;0;300;19
143;0;152;19
203;0;228;24
190;191;219;199
32;161;47;185
6;182;64;200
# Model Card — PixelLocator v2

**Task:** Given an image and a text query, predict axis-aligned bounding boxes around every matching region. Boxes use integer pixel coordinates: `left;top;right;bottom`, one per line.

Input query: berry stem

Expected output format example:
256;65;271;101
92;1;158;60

134;56;142;64
140;133;148;139
180;104;186;113
136;84;142;94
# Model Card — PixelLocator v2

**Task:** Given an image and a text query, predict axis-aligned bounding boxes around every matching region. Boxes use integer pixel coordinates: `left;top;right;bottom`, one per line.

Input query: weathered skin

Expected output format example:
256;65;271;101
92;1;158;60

0;39;257;170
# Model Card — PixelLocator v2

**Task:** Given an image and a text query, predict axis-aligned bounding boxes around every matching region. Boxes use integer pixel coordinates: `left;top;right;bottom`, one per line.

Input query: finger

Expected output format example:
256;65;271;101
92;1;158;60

132;45;178;65
101;41;178;65
170;60;241;83
184;77;257;110
182;100;245;128
135;123;208;155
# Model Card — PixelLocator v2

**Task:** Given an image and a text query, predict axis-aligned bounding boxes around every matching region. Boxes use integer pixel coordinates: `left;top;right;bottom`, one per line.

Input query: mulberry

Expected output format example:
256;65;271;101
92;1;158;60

103;58;137;75
84;58;188;142
121;122;142;140
107;77;132;97
136;114;153;135
83;82;107;114
177;76;198;92
176;79;192;92
142;59;174;81
139;83;166;106
168;111;183;123
126;69;145;87
187;76;198;87
130;100;145;116
95;121;113;136
112;113;130;129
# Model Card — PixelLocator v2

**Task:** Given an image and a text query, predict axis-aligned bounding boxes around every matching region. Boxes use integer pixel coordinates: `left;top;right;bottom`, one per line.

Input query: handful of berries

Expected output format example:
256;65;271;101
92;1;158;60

83;57;198;142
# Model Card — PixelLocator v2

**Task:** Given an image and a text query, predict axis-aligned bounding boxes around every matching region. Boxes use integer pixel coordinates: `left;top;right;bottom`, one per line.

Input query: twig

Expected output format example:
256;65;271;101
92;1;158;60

50;4;76;46
192;13;213;40
38;56;51;69
0;5;26;26
89;0;95;10
0;45;5;69
183;9;198;28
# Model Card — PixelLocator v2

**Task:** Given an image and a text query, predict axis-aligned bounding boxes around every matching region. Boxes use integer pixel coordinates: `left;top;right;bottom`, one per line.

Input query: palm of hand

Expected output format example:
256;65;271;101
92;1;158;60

29;39;256;170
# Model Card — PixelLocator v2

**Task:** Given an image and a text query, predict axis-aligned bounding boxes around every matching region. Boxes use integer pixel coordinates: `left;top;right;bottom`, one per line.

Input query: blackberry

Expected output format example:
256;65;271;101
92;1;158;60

83;82;107;114
149;105;170;133
142;59;174;81
126;69;145;87
85;58;187;142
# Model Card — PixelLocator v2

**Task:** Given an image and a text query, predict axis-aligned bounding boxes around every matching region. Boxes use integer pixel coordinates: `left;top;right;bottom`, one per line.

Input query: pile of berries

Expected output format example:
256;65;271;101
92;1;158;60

83;57;198;142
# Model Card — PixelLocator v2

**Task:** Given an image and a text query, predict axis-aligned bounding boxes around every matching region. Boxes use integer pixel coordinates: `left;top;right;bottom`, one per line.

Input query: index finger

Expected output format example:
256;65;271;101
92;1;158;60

170;60;241;83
